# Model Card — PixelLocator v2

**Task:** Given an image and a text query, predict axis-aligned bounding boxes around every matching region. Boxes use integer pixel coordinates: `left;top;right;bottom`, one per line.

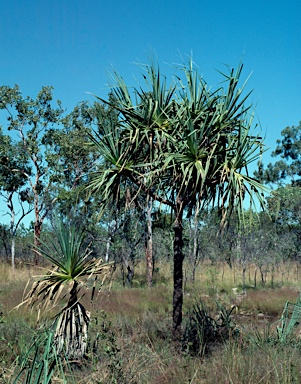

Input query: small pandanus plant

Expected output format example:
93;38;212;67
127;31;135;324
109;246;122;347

17;221;113;360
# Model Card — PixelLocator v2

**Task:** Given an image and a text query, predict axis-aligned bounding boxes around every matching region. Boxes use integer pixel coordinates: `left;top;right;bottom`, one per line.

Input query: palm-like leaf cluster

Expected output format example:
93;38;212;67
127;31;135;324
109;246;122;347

90;58;266;222
21;222;111;312
18;221;113;359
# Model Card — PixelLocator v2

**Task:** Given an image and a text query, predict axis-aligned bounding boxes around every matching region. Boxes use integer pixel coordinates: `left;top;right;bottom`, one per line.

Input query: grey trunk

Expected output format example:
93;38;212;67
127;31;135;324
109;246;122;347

146;195;153;288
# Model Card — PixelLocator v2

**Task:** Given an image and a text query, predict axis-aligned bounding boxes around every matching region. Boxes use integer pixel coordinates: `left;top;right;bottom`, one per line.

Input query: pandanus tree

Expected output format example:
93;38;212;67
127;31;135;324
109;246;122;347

88;57;267;338
18;221;112;359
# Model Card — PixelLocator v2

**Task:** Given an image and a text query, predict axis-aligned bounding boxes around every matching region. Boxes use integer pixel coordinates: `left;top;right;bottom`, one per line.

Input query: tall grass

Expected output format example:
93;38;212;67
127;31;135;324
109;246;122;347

2;260;301;383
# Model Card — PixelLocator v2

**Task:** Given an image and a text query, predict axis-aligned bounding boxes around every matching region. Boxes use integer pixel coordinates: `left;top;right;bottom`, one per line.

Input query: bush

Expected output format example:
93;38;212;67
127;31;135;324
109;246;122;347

182;301;239;356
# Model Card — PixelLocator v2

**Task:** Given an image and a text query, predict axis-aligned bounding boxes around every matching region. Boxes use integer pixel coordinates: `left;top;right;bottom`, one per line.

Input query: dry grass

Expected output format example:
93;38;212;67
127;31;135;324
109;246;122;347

0;263;40;316
85;285;172;319
199;340;301;384
2;260;301;383
239;287;299;318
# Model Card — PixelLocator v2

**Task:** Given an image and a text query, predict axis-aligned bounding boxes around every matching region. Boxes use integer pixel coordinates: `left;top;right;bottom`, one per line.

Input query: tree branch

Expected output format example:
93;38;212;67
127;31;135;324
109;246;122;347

128;173;174;209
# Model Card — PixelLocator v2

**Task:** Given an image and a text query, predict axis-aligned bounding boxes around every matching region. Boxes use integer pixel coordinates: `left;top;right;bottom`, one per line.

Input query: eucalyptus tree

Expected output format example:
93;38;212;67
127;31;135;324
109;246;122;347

264;186;301;264
43;101;102;228
0;126;33;268
88;57;266;338
257;121;301;185
256;122;301;257
0;85;64;262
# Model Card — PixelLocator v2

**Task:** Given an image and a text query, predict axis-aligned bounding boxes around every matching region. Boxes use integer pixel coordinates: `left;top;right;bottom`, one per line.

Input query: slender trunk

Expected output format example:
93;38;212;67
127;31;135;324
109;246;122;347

242;261;246;292
191;201;200;283
248;264;251;284
105;219;117;263
121;252;134;287
33;178;44;264
34;220;42;264
271;264;274;288
11;237;15;270
173;202;184;340
146;196;153;288
10;221;15;271
233;260;236;285
259;265;265;287
7;191;33;268
105;233;111;263
8;192;15;270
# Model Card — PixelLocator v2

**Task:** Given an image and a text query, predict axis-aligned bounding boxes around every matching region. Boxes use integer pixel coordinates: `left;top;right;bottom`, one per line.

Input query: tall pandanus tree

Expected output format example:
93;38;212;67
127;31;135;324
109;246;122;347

89;57;267;339
17;221;113;359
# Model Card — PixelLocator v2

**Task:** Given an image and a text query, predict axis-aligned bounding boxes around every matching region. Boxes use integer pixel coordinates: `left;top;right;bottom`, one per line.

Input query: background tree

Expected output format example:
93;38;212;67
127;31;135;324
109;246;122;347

89;57;266;338
0;126;33;268
0;85;64;262
257;121;301;258
258;121;301;185
44;98;128;263
43;101;101;226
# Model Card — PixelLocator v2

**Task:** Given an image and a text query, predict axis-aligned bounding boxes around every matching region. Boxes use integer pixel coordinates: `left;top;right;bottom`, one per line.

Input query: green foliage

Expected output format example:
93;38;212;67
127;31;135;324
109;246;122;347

267;185;301;226
0;85;65;254
89;311;127;384
257;122;301;263
44;102;101;213
0;127;31;194
182;301;238;356
258;121;301;185
20;221;112;312
90;58;267;222
276;293;301;344
16;221;113;360
10;328;75;384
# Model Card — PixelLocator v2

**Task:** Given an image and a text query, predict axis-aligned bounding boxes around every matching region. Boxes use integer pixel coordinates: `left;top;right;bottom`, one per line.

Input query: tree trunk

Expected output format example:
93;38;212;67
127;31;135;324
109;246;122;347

259;265;265;287
191;201;200;283
173;203;184;340
271;264;274;288
121;250;134;287
105;230;112;263
33;181;43;264
242;262;246;292
54;281;90;359
7;192;16;270
9;204;15;270
105;219;117;262
34;220;42;264
11;237;15;270
146;195;153;288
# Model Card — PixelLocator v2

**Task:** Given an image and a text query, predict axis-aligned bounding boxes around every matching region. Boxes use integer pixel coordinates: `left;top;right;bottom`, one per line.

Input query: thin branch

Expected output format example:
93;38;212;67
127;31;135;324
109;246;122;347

129;173;174;209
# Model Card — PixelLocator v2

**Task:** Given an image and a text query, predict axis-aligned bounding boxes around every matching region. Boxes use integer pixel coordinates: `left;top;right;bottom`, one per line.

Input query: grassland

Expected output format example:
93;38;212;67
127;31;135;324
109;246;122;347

1;260;301;383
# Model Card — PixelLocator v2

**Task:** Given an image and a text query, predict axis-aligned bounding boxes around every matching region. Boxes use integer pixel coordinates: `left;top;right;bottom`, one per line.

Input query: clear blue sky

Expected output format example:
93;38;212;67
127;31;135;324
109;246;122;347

0;0;300;224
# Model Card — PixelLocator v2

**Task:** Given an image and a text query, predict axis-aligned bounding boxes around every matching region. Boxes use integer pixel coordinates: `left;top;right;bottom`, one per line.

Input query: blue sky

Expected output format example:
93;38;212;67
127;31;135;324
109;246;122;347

0;0;300;225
